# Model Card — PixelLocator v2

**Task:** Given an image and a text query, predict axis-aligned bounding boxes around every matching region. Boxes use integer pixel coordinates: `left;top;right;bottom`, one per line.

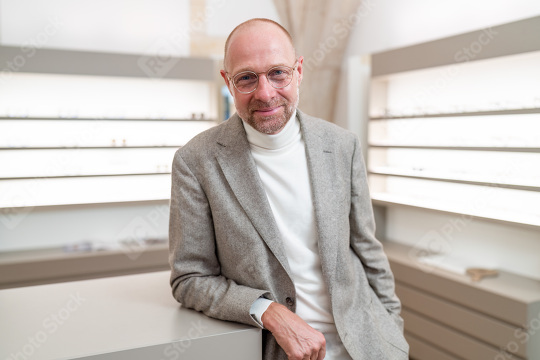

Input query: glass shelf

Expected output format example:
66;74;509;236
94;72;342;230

0;50;218;208
0;119;215;149
369;175;540;228
0;148;180;178
0;174;171;208
368;114;540;149
369;107;540;120
370;51;540;119
368;147;540;189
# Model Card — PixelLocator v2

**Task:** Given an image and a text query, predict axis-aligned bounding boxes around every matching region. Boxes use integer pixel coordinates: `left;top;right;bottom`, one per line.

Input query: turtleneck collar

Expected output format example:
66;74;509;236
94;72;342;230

242;110;299;151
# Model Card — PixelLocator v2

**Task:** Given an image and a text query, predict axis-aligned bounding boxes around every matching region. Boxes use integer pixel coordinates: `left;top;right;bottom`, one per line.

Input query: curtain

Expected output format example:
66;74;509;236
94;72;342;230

273;0;362;123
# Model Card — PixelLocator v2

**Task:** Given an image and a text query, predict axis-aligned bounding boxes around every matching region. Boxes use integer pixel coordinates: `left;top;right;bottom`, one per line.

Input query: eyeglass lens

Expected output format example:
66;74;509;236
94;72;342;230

233;67;293;93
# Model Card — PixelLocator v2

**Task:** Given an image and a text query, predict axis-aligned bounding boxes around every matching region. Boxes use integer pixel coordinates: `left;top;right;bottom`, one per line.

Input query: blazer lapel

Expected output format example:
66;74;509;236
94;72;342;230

298;111;339;283
214;114;292;277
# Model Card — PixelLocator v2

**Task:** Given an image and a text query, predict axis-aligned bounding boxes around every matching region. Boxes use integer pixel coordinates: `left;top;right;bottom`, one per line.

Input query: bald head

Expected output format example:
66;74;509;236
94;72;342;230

223;18;296;72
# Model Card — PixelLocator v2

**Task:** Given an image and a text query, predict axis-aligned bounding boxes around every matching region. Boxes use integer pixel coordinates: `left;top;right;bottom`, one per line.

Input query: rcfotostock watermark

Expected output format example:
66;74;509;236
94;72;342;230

494;310;540;359
409;163;515;274
116;204;169;260
0;122;105;231
384;25;499;139
409;215;472;273
0;181;40;230
454;27;498;63
137;0;225;78
420;26;498;105
411;26;498;114
0;16;64;84
160;320;209;360
304;0;377;72
5;292;86;360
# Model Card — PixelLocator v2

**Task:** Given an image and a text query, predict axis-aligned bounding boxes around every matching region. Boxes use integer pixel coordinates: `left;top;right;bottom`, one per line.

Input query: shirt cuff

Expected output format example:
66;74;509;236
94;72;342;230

249;297;274;329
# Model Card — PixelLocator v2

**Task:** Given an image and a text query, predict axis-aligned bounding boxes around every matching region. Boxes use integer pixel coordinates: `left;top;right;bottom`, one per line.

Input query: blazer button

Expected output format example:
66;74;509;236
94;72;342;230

285;297;294;307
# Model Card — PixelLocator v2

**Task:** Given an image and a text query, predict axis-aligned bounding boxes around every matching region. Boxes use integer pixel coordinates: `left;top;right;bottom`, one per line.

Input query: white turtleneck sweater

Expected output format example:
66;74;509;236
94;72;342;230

244;112;336;333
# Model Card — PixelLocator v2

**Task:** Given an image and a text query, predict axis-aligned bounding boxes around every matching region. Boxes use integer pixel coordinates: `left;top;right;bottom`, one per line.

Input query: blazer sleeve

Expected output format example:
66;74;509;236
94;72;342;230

348;136;404;331
169;150;271;327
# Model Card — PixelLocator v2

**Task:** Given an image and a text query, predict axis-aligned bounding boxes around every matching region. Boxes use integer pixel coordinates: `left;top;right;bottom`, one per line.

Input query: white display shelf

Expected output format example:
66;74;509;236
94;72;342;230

0;47;219;208
368;16;540;229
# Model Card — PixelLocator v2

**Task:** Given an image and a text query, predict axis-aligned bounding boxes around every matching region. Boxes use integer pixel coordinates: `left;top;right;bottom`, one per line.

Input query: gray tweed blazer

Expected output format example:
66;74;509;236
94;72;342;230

169;110;409;359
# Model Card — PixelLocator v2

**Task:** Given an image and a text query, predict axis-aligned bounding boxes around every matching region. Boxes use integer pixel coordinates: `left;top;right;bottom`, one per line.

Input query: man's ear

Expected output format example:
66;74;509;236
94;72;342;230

296;56;304;85
220;70;234;95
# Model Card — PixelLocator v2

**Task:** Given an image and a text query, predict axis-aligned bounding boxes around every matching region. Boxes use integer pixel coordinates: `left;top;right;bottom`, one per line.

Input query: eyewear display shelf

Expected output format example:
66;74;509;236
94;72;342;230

0;45;218;209
0;47;218;287
369;15;540;360
368;16;540;229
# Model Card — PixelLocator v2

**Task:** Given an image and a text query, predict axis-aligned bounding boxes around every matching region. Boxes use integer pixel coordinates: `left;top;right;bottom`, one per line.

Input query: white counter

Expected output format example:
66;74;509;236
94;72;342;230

0;271;261;360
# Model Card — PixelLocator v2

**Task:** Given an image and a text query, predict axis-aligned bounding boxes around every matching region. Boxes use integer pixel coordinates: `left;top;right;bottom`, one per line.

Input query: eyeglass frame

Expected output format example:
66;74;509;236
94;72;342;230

225;60;299;94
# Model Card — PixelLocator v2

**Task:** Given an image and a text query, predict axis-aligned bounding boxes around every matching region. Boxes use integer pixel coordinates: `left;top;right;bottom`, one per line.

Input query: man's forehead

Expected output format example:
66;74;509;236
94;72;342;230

228;45;292;72
225;22;295;72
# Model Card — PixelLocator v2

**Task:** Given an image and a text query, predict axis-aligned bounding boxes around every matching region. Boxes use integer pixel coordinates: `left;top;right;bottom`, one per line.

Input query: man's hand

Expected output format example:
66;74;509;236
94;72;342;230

262;302;326;360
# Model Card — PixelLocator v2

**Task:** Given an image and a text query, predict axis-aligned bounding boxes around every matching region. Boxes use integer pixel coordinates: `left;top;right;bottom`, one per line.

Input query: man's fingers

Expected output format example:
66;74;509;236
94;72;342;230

263;302;327;360
317;345;326;360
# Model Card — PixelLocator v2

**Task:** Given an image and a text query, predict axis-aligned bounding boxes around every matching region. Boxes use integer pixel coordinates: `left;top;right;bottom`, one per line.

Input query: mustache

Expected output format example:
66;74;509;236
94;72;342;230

249;99;284;112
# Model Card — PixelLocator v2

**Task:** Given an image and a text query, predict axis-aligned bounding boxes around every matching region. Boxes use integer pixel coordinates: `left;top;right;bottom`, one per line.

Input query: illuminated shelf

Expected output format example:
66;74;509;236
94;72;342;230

0;117;217;121
0;146;182;150
0;174;172;208
368;145;540;152
372;194;540;229
0;49;217;207
369;107;540;120
368;16;540;229
0;173;173;180
368;169;540;192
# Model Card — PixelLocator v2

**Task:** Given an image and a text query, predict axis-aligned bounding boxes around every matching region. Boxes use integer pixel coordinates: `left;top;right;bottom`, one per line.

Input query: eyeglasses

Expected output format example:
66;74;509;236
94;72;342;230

227;61;298;94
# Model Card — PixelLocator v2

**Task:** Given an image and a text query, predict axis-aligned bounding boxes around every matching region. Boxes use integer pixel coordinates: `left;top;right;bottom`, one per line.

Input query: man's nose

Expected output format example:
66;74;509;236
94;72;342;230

253;74;276;101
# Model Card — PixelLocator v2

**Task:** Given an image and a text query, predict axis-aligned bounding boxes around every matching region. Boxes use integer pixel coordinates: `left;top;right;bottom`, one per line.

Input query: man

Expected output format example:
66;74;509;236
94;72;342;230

169;18;409;360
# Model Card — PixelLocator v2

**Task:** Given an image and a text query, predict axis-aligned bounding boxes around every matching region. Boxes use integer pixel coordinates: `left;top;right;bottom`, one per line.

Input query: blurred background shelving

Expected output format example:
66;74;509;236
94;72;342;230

367;17;540;228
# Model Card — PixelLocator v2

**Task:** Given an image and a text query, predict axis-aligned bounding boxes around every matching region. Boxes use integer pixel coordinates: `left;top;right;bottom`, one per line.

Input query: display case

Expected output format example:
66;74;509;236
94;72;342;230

368;15;540;360
0;46;218;209
368;16;540;228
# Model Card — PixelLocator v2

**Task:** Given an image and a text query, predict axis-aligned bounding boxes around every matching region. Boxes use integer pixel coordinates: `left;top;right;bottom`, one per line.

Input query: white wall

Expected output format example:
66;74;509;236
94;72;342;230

0;0;191;55
336;0;540;280
346;0;540;56
205;0;279;38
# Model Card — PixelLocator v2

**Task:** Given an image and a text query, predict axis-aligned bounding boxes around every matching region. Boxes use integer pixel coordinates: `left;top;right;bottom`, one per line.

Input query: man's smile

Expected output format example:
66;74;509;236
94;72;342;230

253;106;282;116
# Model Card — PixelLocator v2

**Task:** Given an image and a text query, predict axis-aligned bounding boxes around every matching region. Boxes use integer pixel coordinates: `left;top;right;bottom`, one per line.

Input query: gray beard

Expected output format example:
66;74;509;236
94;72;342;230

235;89;299;135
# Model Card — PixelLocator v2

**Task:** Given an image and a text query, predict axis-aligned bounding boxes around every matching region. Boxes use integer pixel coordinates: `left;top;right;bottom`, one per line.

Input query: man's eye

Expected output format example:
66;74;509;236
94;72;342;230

236;73;257;82
269;69;289;78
